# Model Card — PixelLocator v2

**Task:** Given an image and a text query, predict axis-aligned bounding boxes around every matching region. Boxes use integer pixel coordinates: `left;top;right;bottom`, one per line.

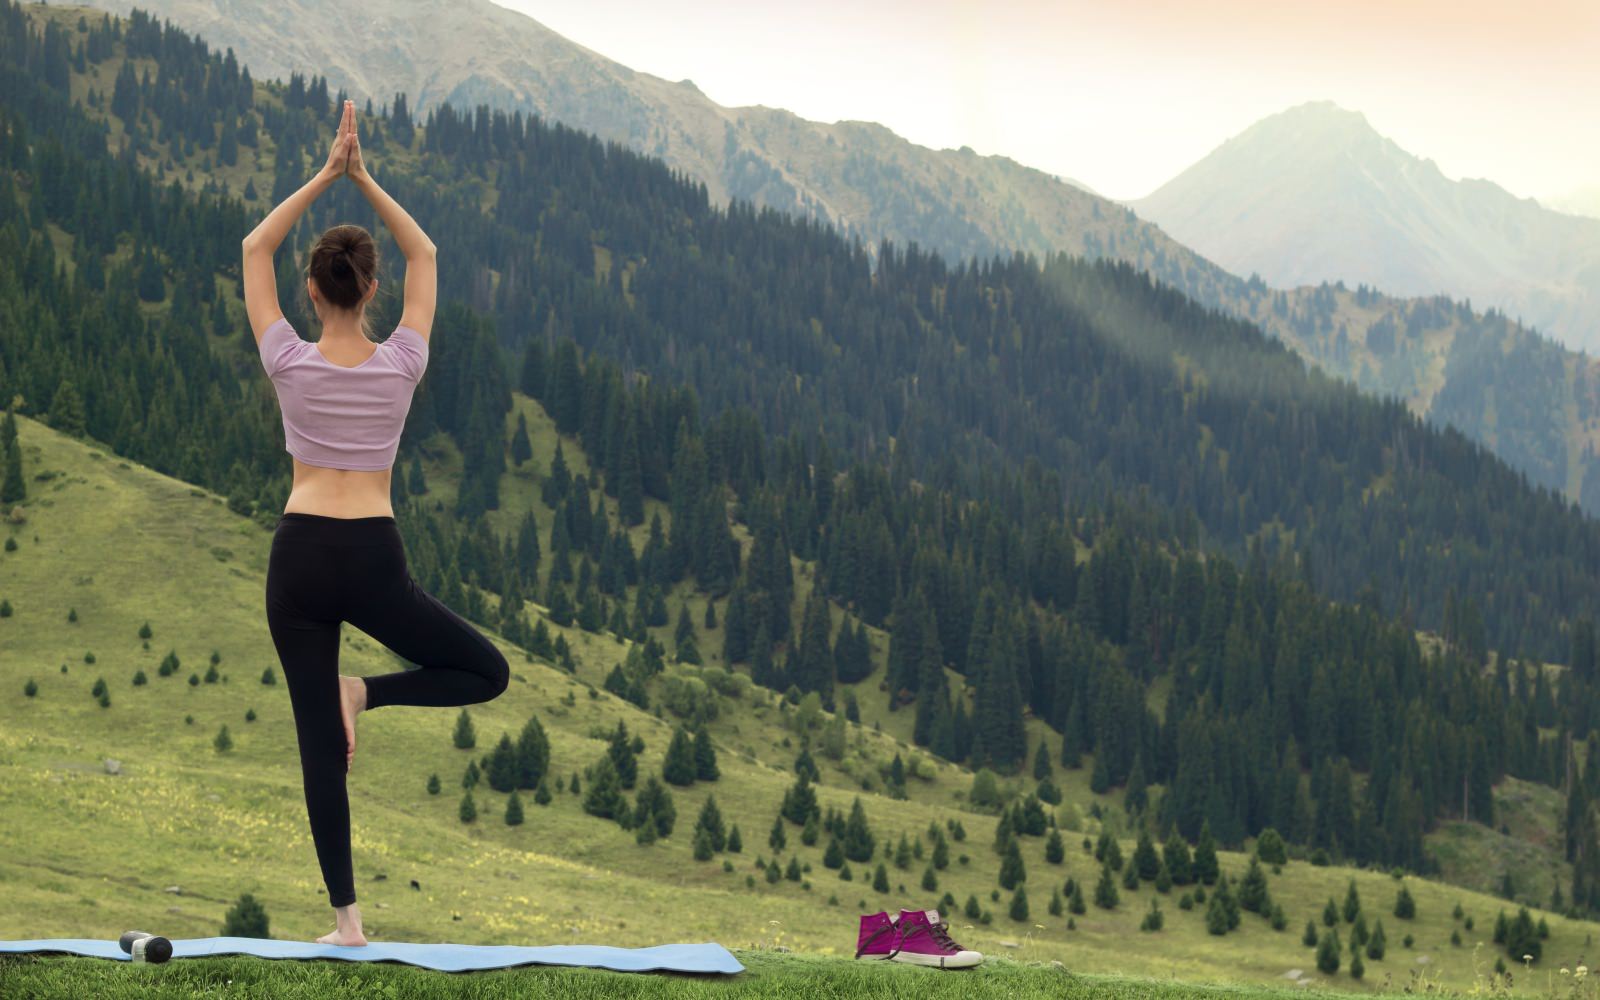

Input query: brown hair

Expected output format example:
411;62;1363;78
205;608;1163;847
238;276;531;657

306;224;378;334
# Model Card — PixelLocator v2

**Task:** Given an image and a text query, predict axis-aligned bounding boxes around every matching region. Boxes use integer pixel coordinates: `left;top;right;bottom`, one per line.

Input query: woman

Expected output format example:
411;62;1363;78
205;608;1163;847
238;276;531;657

242;100;510;946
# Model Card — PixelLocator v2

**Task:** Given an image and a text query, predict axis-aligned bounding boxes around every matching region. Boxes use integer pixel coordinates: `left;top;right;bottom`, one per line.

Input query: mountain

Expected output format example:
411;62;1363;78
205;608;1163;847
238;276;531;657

83;0;1187;274
77;2;1600;517
13;0;1600;951
14;1;1600;661
1135;101;1600;355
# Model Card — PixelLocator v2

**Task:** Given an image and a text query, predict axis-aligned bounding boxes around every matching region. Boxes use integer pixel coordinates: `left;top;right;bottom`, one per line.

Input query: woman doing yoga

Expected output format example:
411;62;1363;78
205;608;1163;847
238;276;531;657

242;100;509;946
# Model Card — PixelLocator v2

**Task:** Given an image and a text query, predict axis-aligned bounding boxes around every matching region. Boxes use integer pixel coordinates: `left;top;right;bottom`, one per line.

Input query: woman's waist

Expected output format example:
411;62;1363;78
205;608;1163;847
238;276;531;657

285;460;394;520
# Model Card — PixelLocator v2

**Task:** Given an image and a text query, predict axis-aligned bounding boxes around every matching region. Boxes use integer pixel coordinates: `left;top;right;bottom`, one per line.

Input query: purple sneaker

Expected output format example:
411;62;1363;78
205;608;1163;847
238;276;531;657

854;911;898;960
891;909;982;968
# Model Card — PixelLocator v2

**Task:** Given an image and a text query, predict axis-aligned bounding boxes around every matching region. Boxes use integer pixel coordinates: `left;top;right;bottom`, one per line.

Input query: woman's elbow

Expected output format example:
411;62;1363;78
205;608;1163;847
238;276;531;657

411;241;438;261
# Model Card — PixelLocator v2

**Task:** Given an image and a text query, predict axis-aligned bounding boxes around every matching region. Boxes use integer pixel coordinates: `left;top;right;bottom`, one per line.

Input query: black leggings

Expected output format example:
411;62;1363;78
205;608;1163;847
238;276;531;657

266;513;509;908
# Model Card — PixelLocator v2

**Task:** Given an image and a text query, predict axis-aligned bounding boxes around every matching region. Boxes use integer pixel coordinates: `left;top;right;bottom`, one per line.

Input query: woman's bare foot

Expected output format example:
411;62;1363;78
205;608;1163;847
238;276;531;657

316;902;368;946
338;675;367;772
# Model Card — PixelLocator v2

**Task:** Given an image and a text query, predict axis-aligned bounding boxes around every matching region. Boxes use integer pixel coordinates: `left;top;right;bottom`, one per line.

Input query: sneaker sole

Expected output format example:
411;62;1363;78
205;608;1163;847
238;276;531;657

891;951;982;969
854;953;894;961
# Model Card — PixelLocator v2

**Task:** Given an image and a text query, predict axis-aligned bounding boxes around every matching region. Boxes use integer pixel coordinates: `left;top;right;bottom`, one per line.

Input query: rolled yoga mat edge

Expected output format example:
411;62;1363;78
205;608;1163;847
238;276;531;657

0;937;745;974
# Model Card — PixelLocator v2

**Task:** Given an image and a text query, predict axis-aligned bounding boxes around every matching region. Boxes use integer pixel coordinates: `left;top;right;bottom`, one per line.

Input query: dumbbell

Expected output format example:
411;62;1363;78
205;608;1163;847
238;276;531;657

119;930;173;964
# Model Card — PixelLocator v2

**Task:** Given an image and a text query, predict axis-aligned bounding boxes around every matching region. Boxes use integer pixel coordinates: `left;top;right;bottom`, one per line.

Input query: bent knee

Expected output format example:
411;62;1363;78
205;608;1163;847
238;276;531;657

482;644;510;700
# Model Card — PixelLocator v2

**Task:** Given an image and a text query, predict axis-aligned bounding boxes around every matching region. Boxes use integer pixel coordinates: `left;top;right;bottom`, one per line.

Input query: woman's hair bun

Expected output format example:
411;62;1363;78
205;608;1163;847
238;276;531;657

307;224;379;312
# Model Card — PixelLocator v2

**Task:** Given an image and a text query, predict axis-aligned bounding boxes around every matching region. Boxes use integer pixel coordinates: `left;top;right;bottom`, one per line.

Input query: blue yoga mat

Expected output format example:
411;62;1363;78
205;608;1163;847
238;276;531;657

0;937;744;974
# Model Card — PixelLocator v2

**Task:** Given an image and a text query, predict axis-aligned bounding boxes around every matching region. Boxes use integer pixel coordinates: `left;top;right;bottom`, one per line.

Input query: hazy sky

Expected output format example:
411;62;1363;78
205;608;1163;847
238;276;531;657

492;0;1598;203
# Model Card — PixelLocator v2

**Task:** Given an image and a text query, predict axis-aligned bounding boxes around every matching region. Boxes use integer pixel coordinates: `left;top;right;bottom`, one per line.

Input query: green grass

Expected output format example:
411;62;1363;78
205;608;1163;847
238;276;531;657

0;950;1368;1000
4;412;1599;998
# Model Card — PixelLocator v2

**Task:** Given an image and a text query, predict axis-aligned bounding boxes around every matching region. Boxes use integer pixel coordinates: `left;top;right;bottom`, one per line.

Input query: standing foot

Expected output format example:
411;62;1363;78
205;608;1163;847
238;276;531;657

316;902;368;946
338;675;368;772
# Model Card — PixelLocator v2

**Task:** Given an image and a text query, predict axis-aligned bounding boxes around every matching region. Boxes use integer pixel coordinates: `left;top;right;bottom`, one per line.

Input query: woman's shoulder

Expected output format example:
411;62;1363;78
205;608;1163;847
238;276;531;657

258;315;309;376
383;324;429;380
387;324;429;350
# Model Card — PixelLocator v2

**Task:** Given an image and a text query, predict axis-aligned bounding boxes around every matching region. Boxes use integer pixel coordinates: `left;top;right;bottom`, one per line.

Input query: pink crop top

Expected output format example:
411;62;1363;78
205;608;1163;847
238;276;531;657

257;316;429;471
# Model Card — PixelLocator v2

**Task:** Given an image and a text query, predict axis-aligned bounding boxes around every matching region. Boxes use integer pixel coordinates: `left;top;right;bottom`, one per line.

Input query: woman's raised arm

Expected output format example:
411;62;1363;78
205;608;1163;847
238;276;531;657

241;100;355;342
345;103;437;341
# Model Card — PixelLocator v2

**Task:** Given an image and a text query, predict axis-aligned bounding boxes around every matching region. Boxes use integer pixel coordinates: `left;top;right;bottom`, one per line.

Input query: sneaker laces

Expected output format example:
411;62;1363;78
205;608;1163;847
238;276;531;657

927;918;965;952
894;916;964;956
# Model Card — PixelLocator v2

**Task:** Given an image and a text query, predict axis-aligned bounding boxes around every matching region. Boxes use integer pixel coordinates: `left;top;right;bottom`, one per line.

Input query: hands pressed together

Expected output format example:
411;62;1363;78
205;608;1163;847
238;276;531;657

321;99;369;184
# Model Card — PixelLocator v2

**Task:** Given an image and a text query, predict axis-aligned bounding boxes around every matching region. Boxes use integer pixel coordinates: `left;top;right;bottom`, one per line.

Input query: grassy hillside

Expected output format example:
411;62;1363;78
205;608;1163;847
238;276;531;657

2;412;1596;996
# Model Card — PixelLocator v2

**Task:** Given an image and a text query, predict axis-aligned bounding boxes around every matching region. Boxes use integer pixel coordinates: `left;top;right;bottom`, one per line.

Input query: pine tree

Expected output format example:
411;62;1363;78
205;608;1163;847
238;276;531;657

1094;862;1120;909
1317;929;1341;975
1505;906;1541;963
801;811;821;846
843;798;876;862
582;755;625;819
1124;752;1148;813
511;412;533;466
695;795;727;851
1193;822;1219;884
693;724;719;781
505;790;524;826
1366;918;1387;959
453;708;476;749
769;815;787;852
48;379;87;437
824;838;845;869
1256;827;1288;865
607;721;639;790
213;724;232;752
1304;919;1320;947
459;790;477;823
872;863;890;893
1205;887;1230;935
1009;886;1030;922
1343;879;1361;923
221;893;271;938
427;773;441;795
1133;830;1160;880
662;727;696;786
1238;857;1271;913
633;777;676;838
727;824;743;853
516;715;550;789
1046;829;1065;864
1394;884;1416;919
488;733;519;792
999;839;1026;890
1163;834;1194;885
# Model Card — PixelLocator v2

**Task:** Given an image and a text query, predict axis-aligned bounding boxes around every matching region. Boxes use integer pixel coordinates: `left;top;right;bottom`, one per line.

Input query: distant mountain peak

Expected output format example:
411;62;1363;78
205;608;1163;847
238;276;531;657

1135;102;1600;353
1220;100;1398;164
